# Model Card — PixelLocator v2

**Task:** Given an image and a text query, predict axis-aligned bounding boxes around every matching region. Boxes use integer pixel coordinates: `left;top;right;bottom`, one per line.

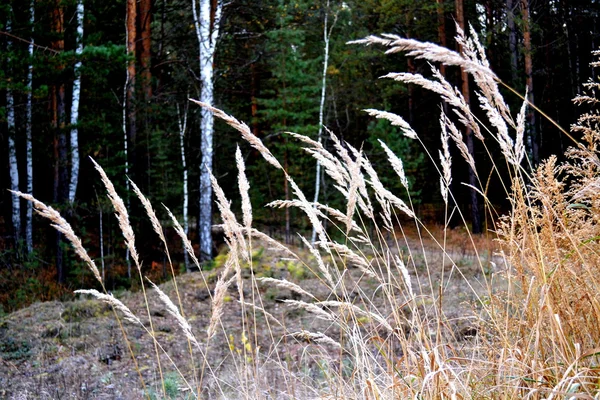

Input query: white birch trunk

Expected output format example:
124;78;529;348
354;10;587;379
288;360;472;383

25;0;34;253
312;1;335;244
123;4;132;278
7;10;21;242
192;0;222;261
69;0;84;203
177;103;190;272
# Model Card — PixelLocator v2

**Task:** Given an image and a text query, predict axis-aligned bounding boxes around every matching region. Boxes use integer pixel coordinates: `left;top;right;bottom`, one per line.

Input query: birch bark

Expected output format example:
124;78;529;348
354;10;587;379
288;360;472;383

7;9;21;243
312;1;337;244
69;0;84;203
25;0;34;253
192;0;222;261
177;103;190;272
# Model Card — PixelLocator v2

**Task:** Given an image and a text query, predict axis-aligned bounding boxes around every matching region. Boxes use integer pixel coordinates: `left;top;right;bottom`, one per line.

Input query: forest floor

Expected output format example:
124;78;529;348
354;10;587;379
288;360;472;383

0;225;504;399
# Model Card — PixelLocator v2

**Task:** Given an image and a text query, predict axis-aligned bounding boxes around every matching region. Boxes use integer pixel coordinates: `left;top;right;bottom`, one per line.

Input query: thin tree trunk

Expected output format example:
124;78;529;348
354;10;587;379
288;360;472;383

405;7;415;125
312;1;336;244
456;0;481;234
6;8;21;245
139;0;152;193
124;0;136;279
139;0;152;101
126;0;137;188
52;0;68;283
507;0;519;85
437;0;447;78
192;0;223;261
69;0;84;204
25;0;34;254
177;103;190;272
521;0;538;165
96;190;105;282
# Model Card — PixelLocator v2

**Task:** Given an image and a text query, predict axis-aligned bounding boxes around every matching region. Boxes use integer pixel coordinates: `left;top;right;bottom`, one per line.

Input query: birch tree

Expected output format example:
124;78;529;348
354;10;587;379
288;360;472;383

6;7;21;244
69;0;84;203
177;103;190;272
123;0;136;279
25;0;34;253
312;1;338;244
192;0;223;261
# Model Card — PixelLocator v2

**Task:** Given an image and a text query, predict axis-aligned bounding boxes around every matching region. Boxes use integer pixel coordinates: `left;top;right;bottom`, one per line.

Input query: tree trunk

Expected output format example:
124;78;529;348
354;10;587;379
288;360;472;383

437;0;447;78
126;0;137;185
123;0;137;279
7;8;21;246
521;0;539;165
312;0;335;244
177;103;190;272
507;0;519;85
69;0;84;204
139;0;152;193
192;0;223;261
456;0;481;234
405;7;416;125
25;0;35;254
51;1;68;283
139;0;152;101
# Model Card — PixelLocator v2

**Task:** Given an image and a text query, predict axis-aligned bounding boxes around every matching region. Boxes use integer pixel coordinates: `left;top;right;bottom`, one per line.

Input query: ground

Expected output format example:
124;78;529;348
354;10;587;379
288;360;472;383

0;226;503;399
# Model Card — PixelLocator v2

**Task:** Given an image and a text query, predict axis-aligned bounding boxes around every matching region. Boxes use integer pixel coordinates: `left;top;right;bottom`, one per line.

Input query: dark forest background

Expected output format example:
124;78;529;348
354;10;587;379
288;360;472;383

1;0;598;312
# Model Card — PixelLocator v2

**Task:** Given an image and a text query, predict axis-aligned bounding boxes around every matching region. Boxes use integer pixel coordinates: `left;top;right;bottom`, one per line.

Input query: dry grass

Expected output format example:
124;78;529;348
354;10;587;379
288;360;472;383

13;26;600;399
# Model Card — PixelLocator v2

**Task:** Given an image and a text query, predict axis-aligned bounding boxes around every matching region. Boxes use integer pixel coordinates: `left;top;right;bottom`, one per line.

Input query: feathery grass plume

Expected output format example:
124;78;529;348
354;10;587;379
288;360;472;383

439;114;452;205
148;279;201;349
514;92;528;167
75;289;141;325
327;130;375;220
130;179;166;244
318;241;376;279
281;300;333;321
286;175;328;245
256;277;315;299
11;191;101;283
235;146;252;228
91;158;166;390
288;131;352;186
441;112;476;171
164;206;201;270
298;235;334;286
382;68;483;141
318;300;393;333
360;154;415;219
290;330;341;349
90;157;140;268
394;255;414;300
314;203;362;233
209;168;249;262
207;254;235;341
247;227;302;261
190;99;282;170
363;109;418;139
379;139;409;189
462;25;513;125
351;32;497;82
345;151;363;234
